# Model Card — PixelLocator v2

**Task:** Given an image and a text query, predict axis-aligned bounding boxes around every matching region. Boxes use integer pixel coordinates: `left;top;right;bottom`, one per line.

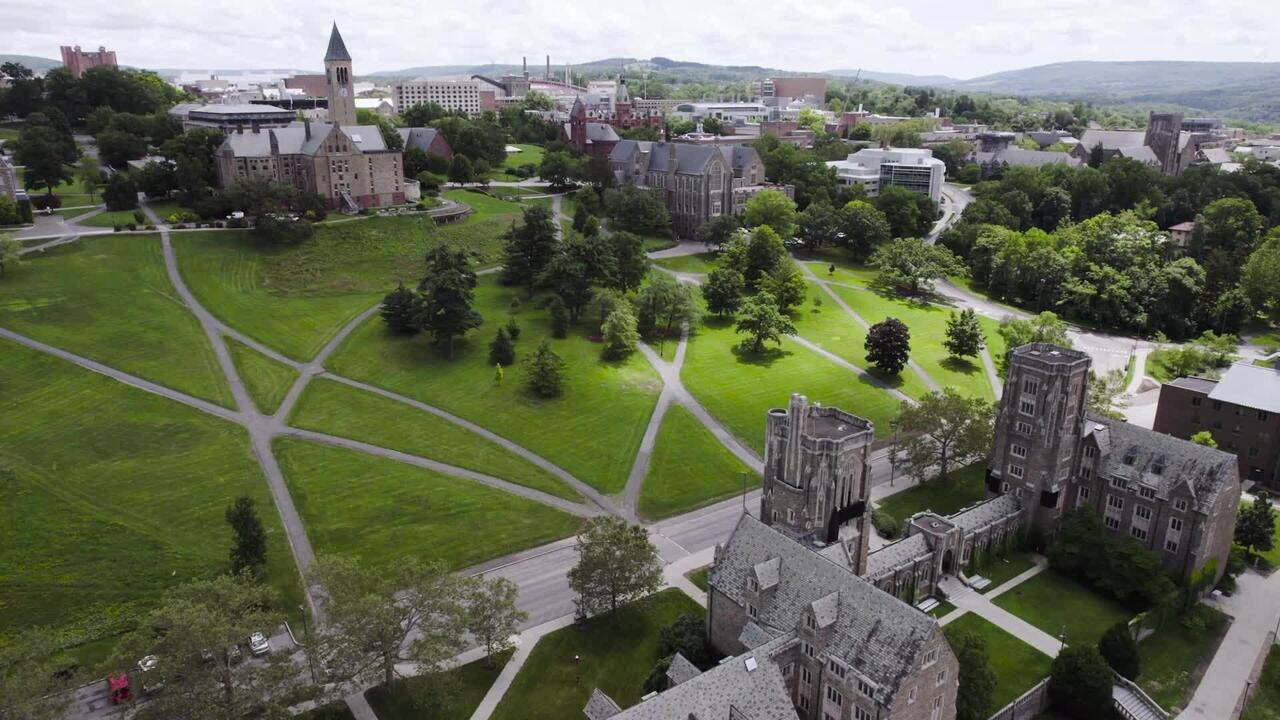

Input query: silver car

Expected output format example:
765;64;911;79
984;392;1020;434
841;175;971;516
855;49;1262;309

248;632;270;656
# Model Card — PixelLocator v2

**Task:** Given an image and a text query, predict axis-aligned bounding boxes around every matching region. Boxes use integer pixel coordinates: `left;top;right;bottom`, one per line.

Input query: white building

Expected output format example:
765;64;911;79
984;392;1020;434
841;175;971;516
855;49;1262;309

826;147;946;203
392;80;482;116
672;102;770;126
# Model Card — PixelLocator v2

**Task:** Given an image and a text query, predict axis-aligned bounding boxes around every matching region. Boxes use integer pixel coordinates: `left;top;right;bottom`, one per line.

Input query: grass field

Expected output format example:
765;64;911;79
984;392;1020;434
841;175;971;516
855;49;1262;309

77;208;146;228
1138;605;1229;712
993;570;1132;648
1242;645;1280;720
276;438;582;571
975;553;1038;592
801;260;880;288
289;377;581;501
326;275;662;495
642;235;678;252
227;338;298;414
639;404;754;519
0;340;302;664
681;315;905;451
688;566;710;592
943;613;1053;713
653;252;718;274
0;234;233;406
18;166;94;199
365;651;511;720
490;590;703;720
873;464;987;531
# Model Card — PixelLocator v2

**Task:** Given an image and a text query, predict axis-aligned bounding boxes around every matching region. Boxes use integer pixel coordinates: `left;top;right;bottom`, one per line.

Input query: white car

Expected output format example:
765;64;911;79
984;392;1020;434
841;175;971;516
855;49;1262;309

248;632;270;656
137;655;159;673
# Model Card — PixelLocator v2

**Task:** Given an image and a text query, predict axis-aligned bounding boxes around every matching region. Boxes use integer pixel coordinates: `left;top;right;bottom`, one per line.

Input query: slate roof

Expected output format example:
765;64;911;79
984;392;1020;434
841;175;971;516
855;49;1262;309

1082;413;1238;512
949;495;1022;533
325;23;352;62
1116;145;1159;164
599;634;799;720
710;515;937;704
1208;362;1280;414
398;127;442;153
1079;129;1147;150
1167;375;1217;394
753;557;781;589
221;122;389;158
564;122;620;144
611;140;762;176
866;534;930;578
976;148;1081;168
666;652;702;686
584;688;622;720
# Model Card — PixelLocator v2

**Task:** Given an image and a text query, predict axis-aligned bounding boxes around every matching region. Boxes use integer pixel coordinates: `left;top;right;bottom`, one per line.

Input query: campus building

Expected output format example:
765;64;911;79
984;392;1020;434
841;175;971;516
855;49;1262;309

59;45;117;78
826;148;946;204
392;80;484;117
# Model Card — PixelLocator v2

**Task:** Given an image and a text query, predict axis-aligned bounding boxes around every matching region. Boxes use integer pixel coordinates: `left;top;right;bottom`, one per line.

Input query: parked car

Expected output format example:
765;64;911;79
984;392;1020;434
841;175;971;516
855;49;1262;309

136;655;158;673
248;632;270;656
107;674;131;705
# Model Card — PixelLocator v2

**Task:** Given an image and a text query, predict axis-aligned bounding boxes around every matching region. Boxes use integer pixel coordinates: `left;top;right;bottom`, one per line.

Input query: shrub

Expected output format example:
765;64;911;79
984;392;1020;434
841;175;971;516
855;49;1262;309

126;223;136;231
132;209;145;224
1048;510;1175;608
657;614;715;669
30;194;62;211
505;317;521;341
1048;646;1113;720
113;224;122;232
1098;621;1140;680
871;509;900;539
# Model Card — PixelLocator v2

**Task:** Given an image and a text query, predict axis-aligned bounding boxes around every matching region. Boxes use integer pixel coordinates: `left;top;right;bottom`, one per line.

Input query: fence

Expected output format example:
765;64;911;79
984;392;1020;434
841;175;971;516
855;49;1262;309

986;678;1050;720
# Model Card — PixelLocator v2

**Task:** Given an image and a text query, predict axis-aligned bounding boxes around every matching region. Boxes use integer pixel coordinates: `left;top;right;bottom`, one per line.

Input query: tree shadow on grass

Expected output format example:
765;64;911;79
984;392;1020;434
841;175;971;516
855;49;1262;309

865;366;910;391
702;315;735;331
941;356;980;375
730;343;792;368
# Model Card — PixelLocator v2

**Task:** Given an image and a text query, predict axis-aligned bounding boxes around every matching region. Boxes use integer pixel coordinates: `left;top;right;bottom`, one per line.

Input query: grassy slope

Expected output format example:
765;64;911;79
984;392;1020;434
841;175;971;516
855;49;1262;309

992;570;1132;647
873;464;987;529
639;404;754;520
227;338;298;414
943;613;1053;712
365;651;511;720
490;590;703;720
1138;605;1229;712
276;438;582;571
0;340;301;645
0;234;233;407
289;377;581;501
682;316;905;452
326;275;661;495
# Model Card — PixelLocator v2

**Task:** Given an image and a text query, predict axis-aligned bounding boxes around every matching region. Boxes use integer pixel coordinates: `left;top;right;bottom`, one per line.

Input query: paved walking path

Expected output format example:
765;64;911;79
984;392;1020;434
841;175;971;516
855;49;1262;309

1125;347;1151;396
468;614;577;720
939;573;1062;657
622;333;684;514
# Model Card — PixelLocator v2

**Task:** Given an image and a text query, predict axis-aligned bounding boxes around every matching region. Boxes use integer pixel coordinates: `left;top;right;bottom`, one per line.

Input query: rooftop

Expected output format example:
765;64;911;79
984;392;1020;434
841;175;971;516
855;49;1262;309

1208;362;1280;414
1011;343;1090;365
324;23;352;63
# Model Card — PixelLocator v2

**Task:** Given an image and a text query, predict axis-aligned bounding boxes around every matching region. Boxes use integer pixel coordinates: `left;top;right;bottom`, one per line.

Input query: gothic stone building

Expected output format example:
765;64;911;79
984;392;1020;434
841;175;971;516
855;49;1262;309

609;139;793;238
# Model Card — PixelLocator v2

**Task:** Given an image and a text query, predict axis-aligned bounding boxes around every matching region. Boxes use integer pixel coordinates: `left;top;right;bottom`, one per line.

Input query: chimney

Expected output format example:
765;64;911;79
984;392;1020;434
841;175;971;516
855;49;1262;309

522;56;527;77
546;55;551;80
304;117;311;141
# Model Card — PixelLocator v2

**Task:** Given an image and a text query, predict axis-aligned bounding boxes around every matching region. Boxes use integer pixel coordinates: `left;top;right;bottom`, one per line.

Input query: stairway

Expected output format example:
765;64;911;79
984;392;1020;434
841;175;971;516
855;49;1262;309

1113;675;1169;720
339;190;360;215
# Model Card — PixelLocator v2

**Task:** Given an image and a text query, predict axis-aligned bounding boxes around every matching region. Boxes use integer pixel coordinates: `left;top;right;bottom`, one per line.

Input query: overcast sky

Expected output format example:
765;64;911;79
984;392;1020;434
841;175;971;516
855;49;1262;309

5;0;1278;79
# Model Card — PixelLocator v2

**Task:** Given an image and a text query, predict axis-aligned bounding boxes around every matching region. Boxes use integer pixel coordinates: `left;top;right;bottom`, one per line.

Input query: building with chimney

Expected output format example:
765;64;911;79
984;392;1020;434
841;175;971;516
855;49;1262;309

59;45;117;78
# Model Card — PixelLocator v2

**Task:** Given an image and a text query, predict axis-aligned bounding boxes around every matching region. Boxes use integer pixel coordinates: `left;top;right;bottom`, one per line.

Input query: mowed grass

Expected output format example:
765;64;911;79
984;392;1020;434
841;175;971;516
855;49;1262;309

682;316;904;453
974;553;1038;592
639;404;754;519
501;144;545;171
0;340;302;647
327;275;662;494
992;570;1132;648
874;463;988;530
365;651;511;720
227;338;298;414
1138;605;1229;712
490;590;703;720
276;438;582;571
1242;645;1280;720
289;377;580;501
0;234;233;406
943;613;1053;712
688;567;711;592
653;252;718;274
77;208;144;228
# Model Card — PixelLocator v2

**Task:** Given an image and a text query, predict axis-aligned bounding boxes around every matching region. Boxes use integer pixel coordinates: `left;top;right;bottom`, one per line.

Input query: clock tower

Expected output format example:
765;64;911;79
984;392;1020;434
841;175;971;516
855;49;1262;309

324;23;356;127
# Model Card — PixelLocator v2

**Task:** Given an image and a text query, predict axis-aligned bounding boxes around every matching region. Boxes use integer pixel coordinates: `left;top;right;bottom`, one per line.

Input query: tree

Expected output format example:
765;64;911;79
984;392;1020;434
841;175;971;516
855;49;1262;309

893;389;994;484
310;556;467;693
489;327;516;366
0;235;20;278
102;173;139;211
465;576;527;669
865;317;911;374
415;246;482;358
541;234;617;322
76;156;102;202
1235;491;1277;559
605;186;670;236
1048;645;1114;720
538;150;575;188
743;189;798;239
1049;510;1176;606
951;631;997;720
501;205;560;297
113;573;305;719
869;238;966;295
721;225;785;288
381;284;419;334
1098;621;1140;681
548;297;569;338
601;306;640;361
0;628;70;720
944;308;984;359
567;516;663;616
657;614;714;669
838;200;892;259
525;340;566;397
1086;369;1127;419
0;197;19;227
608;231;648;292
225;496;267;577
796;202;841;248
1241;231;1280;316
735;292;796;354
997;312;1072;369
448;154;474;184
96;128;148;168
632;273;700;340
1190;430;1218;448
703;267;746;317
14;124;75;196
875;184;931;238
758;257;807;313
696;215;740;250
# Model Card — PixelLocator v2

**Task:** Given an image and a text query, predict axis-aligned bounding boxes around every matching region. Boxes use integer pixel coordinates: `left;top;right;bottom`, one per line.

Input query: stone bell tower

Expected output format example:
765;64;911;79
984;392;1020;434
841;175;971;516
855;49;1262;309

324;23;357;127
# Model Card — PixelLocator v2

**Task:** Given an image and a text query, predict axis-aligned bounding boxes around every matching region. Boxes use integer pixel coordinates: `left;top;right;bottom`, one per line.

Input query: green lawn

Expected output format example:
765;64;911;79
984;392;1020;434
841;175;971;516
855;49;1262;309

1242;645;1280;720
51;205;101;220
227;338;298;414
0;234;233;406
873;463;988;532
276;438;582;571
443;188;527;220
0;340;302;666
18;166;94;198
365;651;511;720
1138;605;1229;713
77;208;146;228
146;199;186;221
975;553;1038;593
993;570;1132;648
930;601;956;618
681;315;905;453
326;274;662;495
801;260;880;288
490;590;703;720
653;252;718;274
500;144;544;171
943;613;1053;713
639;404;754;519
642;234;678;252
289;377;581;501
688;567;710;592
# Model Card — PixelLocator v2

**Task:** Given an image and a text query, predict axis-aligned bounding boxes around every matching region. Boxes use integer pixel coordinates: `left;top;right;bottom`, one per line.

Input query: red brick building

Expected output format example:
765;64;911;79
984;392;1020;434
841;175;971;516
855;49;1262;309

59;45;117;79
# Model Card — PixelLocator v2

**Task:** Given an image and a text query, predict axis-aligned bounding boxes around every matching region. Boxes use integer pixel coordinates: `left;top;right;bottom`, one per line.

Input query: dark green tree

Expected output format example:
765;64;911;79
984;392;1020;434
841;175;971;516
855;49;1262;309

608;231;648;292
225;496;267;576
1098;621;1140;680
839;200;893;259
548;296;569;338
501;205;560;297
525;340;566;397
489;327;516;366
695;214;740;250
759;257;807;313
567;516;663;616
448;154;474;184
605;186;670;236
951;630;997;720
541;234;617;322
632;273;700;340
735;292;795;353
865;317;911;374
14;124;75;196
657;614;714;669
102;173;139;211
505;317;521;341
381;284;420;335
415;246;482;358
538;150;575;188
95;128;148;168
1235;491;1277;560
892;389;994;484
1048;645;1113;720
875;184;930;238
703;267;746;317
944;308;985;359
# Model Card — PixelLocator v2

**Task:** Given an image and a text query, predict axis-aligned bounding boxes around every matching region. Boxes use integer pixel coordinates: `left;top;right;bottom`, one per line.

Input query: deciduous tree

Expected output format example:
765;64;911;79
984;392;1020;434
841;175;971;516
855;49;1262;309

501;205;560;297
759;257;807;313
944;308;984;359
735;292;795;354
601;306;640;361
0;235;21;278
1098;621;1140;681
951;630;997;720
743;189;798;239
702;267;746;317
465;577;527;669
869;238;966;295
695;214;740;250
1048;646;1113;720
892;389;994;484
839;200;892;259
567;516;663;616
1236;491;1277;560
865;317;911;374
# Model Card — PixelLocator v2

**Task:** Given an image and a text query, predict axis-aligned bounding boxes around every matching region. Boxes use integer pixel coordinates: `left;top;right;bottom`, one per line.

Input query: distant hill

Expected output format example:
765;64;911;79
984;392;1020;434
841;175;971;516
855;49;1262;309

826;69;960;86
0;54;63;75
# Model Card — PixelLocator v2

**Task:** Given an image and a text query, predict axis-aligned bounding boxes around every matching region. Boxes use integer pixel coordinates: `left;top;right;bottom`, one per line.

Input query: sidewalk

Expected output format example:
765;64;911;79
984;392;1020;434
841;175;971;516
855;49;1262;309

468;614;577;720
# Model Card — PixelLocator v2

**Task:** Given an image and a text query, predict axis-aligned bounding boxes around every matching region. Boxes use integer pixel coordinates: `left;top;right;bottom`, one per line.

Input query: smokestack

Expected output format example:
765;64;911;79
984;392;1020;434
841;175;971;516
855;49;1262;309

522;56;527;77
546;55;551;80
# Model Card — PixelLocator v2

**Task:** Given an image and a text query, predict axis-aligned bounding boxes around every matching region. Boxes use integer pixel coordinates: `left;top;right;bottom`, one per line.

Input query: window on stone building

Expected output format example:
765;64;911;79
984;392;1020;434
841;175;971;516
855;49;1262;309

1016;420;1033;435
748;577;758;592
747;603;758;619
908;687;917;704
1084;445;1096;459
1131;526;1148;541
1105;516;1120;530
854;708;872;720
1019;398;1036;415
803;641;815;658
826;686;844;706
828;659;846;678
1009;464;1024;479
1080;466;1092;480
1139;487;1157;500
802;667;812;685
857;679;873;698
1175;499;1188;512
1111;477;1126;490
1135;505;1152;521
1192;397;1201;406
936;669;947;686
1011;444;1027;459
806;615;817;631
923;649;938;667
1107;495;1124;511
1212;401;1222;411
1165;539;1179;553
1023;378;1039;395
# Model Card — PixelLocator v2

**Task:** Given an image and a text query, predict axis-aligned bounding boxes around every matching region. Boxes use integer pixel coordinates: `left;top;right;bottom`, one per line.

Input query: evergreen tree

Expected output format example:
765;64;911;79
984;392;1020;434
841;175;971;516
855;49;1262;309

865;317;911;374
488;327;516;366
381;283;420;334
225;496;267;576
505;316;521;341
501;205;560;297
944;308;985;359
526;340;566;398
416;246;482;358
548;296;569;338
600;306;640;361
608;231;649;292
951;631;997;720
735;292;796;354
572;202;590;232
1098;621;1140;680
703;267;746;317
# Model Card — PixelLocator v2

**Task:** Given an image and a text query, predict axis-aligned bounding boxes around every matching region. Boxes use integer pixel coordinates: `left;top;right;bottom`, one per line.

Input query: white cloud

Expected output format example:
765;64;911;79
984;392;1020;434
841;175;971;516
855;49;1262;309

4;0;1279;78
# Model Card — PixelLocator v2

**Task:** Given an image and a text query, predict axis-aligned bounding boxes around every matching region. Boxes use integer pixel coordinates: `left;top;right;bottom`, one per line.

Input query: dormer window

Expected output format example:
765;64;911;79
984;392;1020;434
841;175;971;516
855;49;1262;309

806;614;817;631
1152;457;1166;475
748;577;758;592
1123;449;1138;466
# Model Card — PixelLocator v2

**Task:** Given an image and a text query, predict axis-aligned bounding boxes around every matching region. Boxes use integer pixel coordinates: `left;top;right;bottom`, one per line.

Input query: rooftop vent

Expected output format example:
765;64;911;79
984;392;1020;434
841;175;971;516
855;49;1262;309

745;657;758;672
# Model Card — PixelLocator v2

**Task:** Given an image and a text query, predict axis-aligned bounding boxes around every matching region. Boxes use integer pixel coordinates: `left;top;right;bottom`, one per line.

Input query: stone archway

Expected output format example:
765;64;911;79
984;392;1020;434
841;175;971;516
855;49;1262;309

942;549;955;576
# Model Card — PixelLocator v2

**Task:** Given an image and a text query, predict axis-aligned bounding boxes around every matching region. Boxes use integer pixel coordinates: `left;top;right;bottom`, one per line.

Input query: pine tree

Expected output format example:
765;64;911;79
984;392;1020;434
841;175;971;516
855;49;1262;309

416;246;483;358
865;317;911;375
505;316;521;341
526;340;566;398
225;496;267;576
489;327;516;366
548;297;569;338
944;308;985;359
381;283;420;334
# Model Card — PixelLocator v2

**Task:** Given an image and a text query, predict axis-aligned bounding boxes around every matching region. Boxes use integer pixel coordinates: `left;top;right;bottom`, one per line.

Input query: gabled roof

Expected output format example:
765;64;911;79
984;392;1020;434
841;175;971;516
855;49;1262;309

976;148;1081;168
584;688;622;720
949;494;1022;533
666;652;702;686
398;126;442;153
219;122;389;158
866;533;931;579
325;23;352;63
564;122;620;144
710;515;937;702
1116;145;1159;164
1079;129;1147;150
610;139;741;176
753;557;780;589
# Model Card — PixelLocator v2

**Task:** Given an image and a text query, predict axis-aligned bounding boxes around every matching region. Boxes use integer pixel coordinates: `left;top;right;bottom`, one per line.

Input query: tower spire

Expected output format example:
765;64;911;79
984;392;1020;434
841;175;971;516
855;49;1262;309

325;22;351;62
